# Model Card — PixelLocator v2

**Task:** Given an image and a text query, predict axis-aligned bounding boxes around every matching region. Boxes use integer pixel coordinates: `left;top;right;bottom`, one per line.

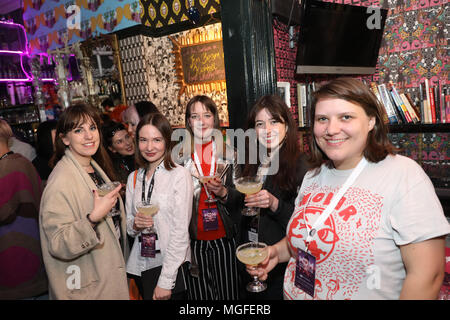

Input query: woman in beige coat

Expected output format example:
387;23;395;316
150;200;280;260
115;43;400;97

39;104;129;300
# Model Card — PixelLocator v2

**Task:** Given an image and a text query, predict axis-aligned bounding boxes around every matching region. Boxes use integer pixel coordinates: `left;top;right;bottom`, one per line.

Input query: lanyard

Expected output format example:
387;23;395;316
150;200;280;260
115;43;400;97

305;157;368;246
193;140;216;177
141;169;156;203
0;151;13;160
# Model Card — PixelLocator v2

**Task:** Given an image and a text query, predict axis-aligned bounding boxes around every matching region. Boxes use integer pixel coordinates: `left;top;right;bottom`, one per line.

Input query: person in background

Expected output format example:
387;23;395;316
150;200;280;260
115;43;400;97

125;113;193;300
9;134;36;162
102;120;136;251
102;121;135;185
39;104;129;299
32;120;57;184
122;101;159;139
208;94;308;300
179;95;240;300
0;119;48;300
249;77;450;300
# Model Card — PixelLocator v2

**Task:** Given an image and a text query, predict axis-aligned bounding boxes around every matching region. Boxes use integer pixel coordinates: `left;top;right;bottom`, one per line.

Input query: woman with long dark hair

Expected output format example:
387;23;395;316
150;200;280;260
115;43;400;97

40;104;129;299
208;94;309;299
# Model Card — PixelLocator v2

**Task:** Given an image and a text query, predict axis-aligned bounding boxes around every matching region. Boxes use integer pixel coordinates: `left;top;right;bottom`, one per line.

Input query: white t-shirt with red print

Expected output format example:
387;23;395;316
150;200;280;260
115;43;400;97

284;155;450;300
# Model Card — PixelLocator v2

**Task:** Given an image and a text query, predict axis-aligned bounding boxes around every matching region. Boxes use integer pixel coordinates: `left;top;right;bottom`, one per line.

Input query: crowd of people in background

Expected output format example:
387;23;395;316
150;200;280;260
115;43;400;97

0;78;449;300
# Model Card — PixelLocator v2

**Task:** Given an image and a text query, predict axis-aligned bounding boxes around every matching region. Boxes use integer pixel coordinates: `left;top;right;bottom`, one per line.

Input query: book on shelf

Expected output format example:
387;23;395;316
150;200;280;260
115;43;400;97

388;82;414;123
400;93;420;123
404;92;422;123
297;83;306;127
424;79;432;124
439;81;446;123
434;85;440;124
377;83;400;124
428;84;437;123
370;82;389;124
446;86;450;123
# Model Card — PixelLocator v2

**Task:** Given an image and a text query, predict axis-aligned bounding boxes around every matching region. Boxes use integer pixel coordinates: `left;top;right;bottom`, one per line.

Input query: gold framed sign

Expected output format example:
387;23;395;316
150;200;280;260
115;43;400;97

169;32;226;97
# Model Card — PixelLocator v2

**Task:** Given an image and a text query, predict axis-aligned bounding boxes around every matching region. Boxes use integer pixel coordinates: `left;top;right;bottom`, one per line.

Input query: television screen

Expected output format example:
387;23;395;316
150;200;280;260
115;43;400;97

296;0;387;74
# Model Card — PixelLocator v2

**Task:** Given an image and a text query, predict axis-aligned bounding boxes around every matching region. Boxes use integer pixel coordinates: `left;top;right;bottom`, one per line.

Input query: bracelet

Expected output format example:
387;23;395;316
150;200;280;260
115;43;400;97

86;214;99;228
216;187;228;201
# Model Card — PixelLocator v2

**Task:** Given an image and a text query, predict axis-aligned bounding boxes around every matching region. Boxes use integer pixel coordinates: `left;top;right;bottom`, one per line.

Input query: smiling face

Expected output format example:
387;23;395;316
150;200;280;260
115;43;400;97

188;101;215;142
313;98;375;170
60;117;100;164
254;108;287;150
138;124;166;166
109;129;134;156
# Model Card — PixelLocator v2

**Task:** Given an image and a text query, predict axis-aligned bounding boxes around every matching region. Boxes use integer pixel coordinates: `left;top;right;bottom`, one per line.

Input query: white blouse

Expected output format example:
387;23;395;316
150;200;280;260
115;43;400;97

125;162;193;290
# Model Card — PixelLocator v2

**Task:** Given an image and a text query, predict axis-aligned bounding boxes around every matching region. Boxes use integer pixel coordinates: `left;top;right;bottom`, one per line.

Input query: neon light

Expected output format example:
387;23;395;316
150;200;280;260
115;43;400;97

0;20;34;81
0;50;25;54
0;20;30;55
0;79;32;82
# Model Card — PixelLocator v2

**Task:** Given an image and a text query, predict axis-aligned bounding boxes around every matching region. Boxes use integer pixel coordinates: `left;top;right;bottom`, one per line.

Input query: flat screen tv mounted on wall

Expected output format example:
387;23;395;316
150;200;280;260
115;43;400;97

296;0;388;75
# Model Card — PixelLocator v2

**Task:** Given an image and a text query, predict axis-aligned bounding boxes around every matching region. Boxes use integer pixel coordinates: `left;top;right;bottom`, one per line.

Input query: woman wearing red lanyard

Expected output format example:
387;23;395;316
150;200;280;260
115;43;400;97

125;113;193;300
180;95;239;300
248;78;450;300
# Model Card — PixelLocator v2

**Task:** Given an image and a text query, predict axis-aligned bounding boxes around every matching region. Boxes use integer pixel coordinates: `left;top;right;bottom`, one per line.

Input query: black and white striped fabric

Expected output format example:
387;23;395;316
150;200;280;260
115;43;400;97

187;237;240;300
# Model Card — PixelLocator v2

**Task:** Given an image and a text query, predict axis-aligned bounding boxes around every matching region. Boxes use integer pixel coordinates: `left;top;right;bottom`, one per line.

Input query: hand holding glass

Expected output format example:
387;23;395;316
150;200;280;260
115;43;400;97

97;181;121;217
136;200;159;234
236;242;268;292
235;176;263;216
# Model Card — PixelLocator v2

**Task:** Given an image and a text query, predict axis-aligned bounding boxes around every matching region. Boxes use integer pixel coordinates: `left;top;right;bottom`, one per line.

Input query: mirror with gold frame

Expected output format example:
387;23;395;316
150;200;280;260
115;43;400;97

80;33;126;108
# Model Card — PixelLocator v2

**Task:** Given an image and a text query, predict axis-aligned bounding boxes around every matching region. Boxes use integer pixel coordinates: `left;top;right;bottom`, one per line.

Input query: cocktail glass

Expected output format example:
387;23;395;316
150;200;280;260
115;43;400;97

236;242;268;293
98;181;121;217
235;176;263;216
198;174;220;203
136;200;159;234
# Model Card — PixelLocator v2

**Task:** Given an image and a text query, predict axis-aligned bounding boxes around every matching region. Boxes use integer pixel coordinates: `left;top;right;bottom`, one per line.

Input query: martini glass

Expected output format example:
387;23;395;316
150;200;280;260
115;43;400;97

98;181;121;217
136;200;159;234
235;176;263;216
236;242;268;292
198;173;220;203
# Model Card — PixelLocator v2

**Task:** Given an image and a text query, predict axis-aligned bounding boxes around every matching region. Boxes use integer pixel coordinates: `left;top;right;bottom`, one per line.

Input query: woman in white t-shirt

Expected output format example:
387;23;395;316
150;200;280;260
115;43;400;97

248;77;450;300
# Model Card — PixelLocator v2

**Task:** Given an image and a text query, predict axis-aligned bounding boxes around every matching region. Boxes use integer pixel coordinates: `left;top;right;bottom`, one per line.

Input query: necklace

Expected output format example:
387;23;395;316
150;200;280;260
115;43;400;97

0;151;13;160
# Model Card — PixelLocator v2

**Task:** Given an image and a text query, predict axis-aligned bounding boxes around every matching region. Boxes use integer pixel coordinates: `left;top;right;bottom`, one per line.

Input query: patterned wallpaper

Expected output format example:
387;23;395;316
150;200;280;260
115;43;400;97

273;0;449;188
23;0;142;54
139;0;220;28
120;22;229;127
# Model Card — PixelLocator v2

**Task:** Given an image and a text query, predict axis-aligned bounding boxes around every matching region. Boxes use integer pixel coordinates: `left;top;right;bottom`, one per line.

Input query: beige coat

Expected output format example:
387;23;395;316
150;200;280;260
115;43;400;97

39;149;129;300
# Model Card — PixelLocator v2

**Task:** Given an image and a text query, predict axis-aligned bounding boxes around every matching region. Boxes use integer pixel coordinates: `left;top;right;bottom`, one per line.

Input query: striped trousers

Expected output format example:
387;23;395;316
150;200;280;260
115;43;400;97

187;237;240;300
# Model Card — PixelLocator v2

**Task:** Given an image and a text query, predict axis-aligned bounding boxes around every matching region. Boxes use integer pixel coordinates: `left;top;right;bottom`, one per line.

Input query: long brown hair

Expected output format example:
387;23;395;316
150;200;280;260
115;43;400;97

50;104;116;180
242;94;301;191
135;113;175;170
309;77;397;170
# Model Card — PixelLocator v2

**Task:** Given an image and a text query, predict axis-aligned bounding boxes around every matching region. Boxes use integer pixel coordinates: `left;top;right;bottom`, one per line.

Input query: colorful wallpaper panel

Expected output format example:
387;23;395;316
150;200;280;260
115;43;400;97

22;0;142;54
139;0;220;28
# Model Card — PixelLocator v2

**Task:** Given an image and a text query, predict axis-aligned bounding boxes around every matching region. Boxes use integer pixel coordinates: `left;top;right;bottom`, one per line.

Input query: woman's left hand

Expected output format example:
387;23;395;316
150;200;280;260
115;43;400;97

245;190;279;212
153;286;172;300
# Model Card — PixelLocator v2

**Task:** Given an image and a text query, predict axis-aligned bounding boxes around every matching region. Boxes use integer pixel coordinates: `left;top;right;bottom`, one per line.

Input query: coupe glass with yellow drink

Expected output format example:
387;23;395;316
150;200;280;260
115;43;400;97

236;242;268;292
235;176;263;216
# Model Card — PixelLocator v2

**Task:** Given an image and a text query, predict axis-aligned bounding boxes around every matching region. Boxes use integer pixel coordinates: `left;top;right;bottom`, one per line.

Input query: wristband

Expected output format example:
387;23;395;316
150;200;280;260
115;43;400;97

87;214;99;228
216;187;228;201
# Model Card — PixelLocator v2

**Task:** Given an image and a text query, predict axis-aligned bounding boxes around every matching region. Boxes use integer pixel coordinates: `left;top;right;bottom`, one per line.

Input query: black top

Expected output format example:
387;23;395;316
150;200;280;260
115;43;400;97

32;156;53;181
224;154;309;300
111;154;135;185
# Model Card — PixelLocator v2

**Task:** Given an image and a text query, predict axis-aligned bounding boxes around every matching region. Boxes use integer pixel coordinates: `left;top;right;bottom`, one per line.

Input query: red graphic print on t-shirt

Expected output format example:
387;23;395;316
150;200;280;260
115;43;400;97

285;184;383;300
